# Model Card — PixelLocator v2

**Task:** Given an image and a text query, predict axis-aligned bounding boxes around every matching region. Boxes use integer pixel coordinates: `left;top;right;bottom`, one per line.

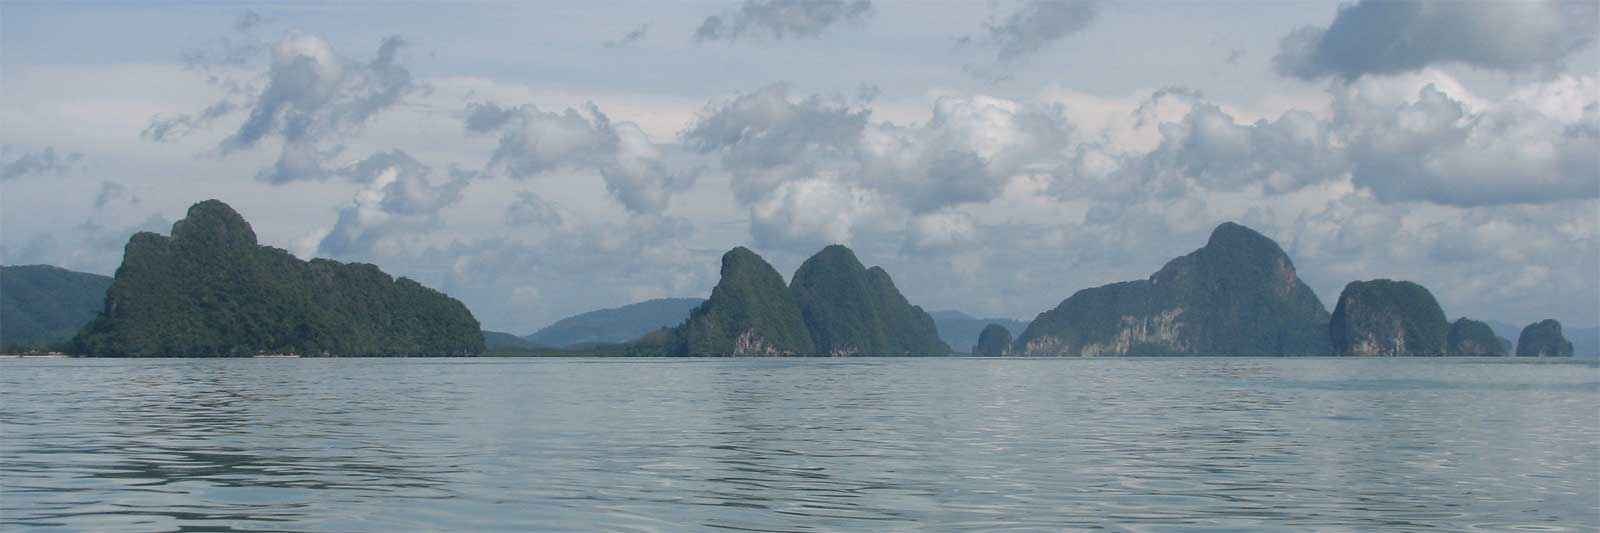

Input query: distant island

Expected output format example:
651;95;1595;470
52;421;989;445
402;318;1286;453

658;245;950;356
69;200;485;356
0;201;1589;358
1015;222;1331;355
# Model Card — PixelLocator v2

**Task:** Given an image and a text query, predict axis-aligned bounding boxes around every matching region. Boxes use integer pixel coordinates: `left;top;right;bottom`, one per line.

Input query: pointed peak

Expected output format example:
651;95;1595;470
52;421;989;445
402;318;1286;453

720;246;774;272
816;244;856;257
170;199;257;248
1206;221;1271;247
806;244;864;265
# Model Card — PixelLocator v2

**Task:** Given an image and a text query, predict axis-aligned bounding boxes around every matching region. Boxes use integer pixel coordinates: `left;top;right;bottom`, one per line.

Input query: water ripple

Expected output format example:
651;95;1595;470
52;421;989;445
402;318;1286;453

1;357;1596;531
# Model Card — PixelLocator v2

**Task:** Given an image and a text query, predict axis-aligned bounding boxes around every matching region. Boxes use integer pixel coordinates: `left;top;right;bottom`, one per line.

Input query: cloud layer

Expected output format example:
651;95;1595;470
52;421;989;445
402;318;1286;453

1275;0;1598;80
694;0;874;43
147;30;421;184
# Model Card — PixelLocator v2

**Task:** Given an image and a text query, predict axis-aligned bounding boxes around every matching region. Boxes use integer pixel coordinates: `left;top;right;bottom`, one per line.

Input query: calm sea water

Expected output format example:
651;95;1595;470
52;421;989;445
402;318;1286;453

1;357;1596;531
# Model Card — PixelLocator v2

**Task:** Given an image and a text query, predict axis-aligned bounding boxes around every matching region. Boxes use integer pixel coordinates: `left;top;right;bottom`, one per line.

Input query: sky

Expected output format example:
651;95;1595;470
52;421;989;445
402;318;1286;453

1;0;1597;334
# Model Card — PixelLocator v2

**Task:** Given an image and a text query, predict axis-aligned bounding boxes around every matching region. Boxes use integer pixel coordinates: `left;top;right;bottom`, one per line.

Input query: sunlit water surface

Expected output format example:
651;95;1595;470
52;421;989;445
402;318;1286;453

2;357;1596;531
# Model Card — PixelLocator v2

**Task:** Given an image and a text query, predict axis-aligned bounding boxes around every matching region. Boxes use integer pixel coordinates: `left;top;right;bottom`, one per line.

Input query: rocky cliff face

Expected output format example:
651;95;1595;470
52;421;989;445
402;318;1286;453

790;245;951;355
671;247;814;355
1014;222;1332;355
972;324;1012;356
72;200;484;356
1516;319;1574;357
1446;318;1508;356
1328;279;1448;356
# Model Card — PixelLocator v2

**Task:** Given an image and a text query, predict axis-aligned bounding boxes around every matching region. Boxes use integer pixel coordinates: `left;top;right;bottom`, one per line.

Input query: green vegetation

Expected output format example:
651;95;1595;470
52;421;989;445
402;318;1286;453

1015;222;1332;355
1446;318;1507;356
526;298;703;347
71;200;485;356
1515;319;1574;357
671;247;814;355
972;324;1012;356
1;265;113;351
661;245;949;356
790;245;951;355
1329;279;1448;356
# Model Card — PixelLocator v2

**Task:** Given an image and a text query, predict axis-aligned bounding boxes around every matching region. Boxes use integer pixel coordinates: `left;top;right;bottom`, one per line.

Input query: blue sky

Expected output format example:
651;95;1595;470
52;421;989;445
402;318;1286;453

2;0;1596;333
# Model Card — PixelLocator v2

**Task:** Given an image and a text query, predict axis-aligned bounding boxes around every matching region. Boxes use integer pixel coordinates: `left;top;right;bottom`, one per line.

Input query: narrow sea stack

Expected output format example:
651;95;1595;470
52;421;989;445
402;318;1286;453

1515;319;1574;357
670;247;814;355
1446;318;1509;356
972;324;1012;356
1328;279;1447;356
790;245;950;355
1013;222;1331;355
72;200;485;356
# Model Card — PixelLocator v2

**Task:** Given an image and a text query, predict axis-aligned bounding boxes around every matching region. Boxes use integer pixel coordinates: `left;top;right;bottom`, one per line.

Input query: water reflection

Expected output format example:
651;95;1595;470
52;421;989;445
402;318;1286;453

1;357;1596;531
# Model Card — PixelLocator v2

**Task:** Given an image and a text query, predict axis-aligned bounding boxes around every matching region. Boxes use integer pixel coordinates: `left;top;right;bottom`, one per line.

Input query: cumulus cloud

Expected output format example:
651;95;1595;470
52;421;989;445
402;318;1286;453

962;0;1100;79
1;146;83;181
2;214;172;275
505;191;564;227
750;179;885;249
466;101;696;214
604;24;649;48
147;30;421;184
685;84;1076;212
414;196;703;330
693;0;873;43
93;181;139;209
1274;0;1598;80
682;84;868;203
1332;74;1599;206
1131;102;1344;194
683;84;1089;249
905;210;979;253
179;10;269;75
1084;74;1598;207
316;150;470;257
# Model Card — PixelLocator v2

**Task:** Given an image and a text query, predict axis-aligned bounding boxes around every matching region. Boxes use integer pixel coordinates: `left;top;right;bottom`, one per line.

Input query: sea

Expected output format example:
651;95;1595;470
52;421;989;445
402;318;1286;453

2;357;1596;531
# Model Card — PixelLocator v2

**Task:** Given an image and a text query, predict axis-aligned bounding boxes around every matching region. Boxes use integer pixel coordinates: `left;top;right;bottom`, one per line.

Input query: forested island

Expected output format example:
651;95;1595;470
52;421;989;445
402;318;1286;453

69;200;485;356
0;201;1586;357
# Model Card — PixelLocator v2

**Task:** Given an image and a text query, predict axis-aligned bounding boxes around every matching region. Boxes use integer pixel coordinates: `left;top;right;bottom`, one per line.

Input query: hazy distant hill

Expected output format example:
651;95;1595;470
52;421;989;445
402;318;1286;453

527;297;703;348
929;310;1029;355
1;265;114;348
1568;326;1600;357
483;330;541;351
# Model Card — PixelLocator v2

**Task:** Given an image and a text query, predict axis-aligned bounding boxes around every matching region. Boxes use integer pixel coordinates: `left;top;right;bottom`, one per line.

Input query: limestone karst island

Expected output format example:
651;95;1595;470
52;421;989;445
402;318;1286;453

2;199;1586;358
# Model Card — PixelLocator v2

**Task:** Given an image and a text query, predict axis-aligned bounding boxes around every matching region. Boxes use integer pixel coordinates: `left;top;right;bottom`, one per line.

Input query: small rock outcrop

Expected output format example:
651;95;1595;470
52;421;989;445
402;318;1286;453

1515;319;1574;357
1329;279;1448;356
1446;318;1508;356
1013;222;1332;355
972;324;1013;356
670;247;814;355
